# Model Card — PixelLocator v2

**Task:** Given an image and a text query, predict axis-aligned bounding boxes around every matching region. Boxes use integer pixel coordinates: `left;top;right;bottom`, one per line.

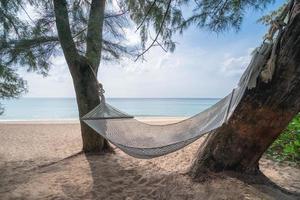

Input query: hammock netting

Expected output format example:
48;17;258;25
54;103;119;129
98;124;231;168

82;43;272;159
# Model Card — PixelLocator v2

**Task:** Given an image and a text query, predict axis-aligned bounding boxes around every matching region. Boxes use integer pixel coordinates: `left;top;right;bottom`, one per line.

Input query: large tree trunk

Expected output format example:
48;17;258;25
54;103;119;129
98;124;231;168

71;57;111;152
53;0;110;153
189;1;300;178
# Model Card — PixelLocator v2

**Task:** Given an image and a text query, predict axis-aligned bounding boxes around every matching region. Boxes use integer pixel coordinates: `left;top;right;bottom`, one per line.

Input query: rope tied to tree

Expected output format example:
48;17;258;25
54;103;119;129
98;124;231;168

261;0;295;83
98;82;106;103
86;61;106;103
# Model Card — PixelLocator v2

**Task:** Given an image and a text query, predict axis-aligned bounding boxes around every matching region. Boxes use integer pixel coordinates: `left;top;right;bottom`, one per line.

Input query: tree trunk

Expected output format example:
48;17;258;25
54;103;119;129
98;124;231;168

189;1;300;178
53;0;110;153
71;56;111;153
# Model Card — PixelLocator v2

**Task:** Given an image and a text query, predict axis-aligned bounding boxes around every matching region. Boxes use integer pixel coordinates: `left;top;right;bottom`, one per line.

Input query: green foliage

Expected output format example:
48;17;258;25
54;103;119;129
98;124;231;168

0;64;27;114
257;3;287;26
123;0;187;53
266;114;300;164
0;0;57;76
180;0;273;32
0;0;135;68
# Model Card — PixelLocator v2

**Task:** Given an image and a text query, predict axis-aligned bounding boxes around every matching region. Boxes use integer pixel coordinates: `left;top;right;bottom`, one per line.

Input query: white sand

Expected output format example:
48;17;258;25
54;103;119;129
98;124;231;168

0;119;299;199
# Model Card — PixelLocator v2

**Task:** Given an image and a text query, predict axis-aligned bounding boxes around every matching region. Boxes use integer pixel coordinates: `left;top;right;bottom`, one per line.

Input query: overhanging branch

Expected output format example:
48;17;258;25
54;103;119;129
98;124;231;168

135;0;172;61
135;0;157;32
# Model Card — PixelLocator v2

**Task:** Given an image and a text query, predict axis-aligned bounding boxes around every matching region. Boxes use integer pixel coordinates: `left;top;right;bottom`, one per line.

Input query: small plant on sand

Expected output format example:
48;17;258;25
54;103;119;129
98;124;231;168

266;114;300;165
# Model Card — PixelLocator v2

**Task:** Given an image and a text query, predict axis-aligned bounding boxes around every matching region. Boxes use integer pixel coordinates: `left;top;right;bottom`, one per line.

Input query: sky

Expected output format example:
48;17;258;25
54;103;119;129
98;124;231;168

20;0;285;98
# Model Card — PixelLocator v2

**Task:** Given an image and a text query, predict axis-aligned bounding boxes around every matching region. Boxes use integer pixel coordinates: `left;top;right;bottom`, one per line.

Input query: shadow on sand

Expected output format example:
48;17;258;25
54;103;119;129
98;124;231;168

85;152;300;200
1;150;298;199
84;153;178;199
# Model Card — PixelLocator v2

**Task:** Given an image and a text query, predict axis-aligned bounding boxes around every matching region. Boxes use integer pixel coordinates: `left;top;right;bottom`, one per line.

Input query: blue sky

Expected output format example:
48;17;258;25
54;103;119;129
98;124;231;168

20;0;285;98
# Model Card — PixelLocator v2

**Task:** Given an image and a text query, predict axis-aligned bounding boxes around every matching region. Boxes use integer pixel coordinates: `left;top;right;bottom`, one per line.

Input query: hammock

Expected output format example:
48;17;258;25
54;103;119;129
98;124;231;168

82;42;272;159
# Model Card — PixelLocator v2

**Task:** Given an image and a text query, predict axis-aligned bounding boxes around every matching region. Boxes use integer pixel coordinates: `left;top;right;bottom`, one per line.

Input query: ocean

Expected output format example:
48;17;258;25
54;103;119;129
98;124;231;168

0;98;220;121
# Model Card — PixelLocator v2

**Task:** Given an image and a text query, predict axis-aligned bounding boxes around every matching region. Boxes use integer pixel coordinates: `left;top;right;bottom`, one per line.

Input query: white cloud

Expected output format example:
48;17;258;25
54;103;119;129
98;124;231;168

18;56;74;97
123;27;140;46
47;57;70;83
98;44;246;98
221;48;254;77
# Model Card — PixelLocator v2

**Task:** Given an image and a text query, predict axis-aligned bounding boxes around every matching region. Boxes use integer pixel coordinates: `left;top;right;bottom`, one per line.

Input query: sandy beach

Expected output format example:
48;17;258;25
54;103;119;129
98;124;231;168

0;119;299;200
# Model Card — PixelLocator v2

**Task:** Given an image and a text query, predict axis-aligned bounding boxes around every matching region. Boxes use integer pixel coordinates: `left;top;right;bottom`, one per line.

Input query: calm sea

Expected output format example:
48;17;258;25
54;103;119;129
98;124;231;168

0;98;220;121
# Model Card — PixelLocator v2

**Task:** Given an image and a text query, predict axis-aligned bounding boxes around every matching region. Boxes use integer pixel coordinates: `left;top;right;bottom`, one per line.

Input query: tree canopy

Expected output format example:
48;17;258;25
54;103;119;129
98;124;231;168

1;0;135;67
0;0;137;113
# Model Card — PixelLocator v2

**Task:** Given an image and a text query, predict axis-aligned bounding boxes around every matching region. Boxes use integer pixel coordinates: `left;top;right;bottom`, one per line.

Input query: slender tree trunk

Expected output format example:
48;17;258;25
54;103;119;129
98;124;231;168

189;1;300;179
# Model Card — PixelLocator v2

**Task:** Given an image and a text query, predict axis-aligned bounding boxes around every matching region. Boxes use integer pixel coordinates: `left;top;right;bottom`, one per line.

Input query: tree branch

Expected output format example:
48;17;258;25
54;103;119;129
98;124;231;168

14;1;35;24
86;0;106;71
4;36;59;51
73;27;87;39
104;11;127;19
149;34;167;52
135;0;172;61
0;10;21;38
53;0;78;66
135;0;157;32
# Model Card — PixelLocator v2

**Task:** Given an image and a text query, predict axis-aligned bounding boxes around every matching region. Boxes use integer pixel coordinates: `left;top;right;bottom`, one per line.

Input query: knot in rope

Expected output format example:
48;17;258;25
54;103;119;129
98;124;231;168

85;60;106;103
98;82;106;103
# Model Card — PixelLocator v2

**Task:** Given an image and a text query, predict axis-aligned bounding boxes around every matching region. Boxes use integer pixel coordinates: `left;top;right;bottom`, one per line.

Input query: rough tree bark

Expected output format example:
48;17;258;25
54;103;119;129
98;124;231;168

53;0;111;152
189;0;300;178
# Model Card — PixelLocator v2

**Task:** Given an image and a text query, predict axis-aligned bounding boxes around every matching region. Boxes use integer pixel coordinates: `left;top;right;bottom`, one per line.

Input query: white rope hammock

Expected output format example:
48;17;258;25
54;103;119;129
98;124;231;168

82;42;272;158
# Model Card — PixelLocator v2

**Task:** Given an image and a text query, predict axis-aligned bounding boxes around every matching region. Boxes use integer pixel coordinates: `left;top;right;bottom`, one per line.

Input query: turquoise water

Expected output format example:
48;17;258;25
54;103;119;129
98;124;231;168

0;98;220;120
